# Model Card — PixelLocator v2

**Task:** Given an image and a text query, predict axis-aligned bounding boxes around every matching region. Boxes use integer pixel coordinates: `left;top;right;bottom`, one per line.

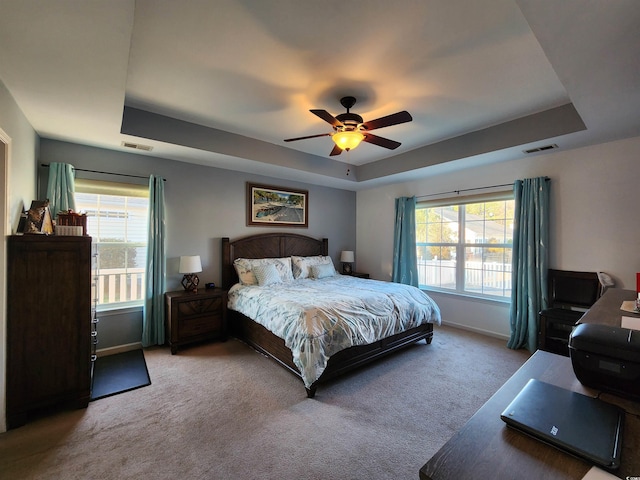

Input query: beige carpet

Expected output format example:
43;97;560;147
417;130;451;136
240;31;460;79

0;325;530;480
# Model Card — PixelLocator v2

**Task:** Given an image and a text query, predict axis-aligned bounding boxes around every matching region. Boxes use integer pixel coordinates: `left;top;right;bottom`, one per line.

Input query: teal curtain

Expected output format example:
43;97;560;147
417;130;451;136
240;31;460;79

392;196;419;286
142;175;167;347
45;162;76;218
507;177;550;352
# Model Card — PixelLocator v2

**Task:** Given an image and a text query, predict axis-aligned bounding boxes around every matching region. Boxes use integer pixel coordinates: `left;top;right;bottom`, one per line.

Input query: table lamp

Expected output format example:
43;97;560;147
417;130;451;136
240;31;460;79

179;255;202;292
340;250;355;275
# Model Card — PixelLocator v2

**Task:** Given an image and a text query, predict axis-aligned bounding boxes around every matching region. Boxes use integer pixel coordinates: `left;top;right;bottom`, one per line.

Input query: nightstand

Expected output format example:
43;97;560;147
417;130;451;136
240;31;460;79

350;272;370;279
165;288;227;354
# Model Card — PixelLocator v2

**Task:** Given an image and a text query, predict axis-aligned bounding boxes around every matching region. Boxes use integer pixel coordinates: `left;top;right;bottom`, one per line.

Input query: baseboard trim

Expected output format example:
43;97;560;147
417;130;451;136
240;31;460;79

440;321;509;341
96;342;142;357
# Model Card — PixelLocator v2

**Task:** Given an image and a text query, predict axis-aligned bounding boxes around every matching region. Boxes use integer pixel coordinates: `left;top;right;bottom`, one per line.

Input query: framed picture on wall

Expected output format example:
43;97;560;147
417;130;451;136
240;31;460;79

246;182;308;227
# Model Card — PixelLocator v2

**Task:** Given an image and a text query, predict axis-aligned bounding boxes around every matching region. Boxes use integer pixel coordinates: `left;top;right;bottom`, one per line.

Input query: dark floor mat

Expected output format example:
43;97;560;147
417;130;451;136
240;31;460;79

91;349;151;401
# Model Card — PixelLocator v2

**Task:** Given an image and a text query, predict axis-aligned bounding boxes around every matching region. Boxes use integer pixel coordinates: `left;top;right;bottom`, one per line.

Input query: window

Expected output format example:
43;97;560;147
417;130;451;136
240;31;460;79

415;193;514;299
75;179;149;308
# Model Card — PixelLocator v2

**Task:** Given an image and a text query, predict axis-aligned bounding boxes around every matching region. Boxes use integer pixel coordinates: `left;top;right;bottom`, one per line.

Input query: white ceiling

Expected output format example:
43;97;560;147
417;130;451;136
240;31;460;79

0;0;638;190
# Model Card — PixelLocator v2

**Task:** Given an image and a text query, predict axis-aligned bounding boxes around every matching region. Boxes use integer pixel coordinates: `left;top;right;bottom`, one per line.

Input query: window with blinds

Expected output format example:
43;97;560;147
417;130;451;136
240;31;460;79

75;179;149;307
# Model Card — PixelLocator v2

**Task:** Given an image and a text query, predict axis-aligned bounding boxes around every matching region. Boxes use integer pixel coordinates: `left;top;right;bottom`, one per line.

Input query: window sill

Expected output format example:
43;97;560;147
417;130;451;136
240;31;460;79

96;304;144;316
421;287;511;306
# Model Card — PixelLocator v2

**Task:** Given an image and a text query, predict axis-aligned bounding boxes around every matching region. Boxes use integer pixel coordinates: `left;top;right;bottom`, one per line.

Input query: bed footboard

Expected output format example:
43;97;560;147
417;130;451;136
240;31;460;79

231;309;433;398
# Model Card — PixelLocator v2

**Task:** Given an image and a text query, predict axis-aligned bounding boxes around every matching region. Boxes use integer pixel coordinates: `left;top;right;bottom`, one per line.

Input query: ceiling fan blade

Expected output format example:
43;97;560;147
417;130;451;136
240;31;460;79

363;133;401;150
362;111;412;130
311;109;344;127
329;144;342;156
284;133;331;142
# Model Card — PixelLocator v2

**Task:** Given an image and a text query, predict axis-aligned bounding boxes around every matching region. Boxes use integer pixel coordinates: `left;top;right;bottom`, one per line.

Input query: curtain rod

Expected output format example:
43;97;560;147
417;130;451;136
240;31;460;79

416;182;513;200
41;163;165;181
416;177;549;200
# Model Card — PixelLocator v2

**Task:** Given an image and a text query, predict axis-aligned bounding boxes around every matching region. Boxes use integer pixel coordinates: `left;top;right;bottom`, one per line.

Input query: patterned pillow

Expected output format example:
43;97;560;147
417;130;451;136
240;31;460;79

291;255;334;279
310;263;336;279
253;264;282;286
233;257;293;286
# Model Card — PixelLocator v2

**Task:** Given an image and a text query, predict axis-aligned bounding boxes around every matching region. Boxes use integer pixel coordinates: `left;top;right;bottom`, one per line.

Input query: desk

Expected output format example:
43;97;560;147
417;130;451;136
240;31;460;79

579;288;638;327
419;350;640;479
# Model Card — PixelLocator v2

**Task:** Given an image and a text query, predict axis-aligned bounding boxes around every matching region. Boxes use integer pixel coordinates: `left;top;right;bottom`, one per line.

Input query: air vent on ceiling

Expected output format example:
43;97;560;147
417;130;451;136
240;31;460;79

121;141;153;151
523;144;558;154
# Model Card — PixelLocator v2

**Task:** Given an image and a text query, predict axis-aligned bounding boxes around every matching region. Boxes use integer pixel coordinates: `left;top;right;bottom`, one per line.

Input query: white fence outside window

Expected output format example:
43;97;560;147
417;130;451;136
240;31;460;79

417;260;512;296
93;267;146;305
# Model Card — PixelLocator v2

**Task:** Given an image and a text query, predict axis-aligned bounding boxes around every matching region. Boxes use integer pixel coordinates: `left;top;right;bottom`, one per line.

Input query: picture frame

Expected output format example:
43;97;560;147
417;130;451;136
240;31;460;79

246;182;308;227
24;200;54;235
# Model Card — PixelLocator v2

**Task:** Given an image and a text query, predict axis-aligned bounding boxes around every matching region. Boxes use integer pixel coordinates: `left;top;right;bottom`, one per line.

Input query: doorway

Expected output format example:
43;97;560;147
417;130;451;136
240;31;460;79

0;128;10;432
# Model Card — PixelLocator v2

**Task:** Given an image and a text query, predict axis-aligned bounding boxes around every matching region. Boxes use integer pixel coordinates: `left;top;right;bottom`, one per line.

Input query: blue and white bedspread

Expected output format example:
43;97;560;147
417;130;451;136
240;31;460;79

228;275;441;388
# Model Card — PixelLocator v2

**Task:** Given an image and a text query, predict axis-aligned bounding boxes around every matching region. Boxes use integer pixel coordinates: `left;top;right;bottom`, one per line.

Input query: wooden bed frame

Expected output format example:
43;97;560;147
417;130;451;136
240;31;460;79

221;232;434;397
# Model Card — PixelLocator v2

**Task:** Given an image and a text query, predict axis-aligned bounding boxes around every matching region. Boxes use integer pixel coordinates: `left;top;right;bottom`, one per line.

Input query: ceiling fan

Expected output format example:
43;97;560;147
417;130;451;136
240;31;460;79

284;96;412;156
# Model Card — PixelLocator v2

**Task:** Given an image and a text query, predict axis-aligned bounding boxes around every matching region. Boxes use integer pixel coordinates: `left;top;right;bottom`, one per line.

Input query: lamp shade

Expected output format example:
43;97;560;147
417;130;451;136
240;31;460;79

340;251;355;263
179;255;202;274
332;131;364;151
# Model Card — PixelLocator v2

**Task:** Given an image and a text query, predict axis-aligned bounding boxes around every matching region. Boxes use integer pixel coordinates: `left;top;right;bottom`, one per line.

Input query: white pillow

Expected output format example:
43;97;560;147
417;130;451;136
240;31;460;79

291;255;334;279
253;264;282;286
233;257;293;286
310;263;336;279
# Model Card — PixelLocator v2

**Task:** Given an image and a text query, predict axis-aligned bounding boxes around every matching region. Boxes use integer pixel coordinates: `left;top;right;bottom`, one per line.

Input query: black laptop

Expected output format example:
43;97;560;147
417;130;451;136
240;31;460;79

500;379;624;469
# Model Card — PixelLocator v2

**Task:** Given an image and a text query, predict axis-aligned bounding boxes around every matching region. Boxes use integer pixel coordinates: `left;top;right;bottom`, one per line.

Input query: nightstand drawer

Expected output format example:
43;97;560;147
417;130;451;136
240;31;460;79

179;312;223;338
177;296;223;317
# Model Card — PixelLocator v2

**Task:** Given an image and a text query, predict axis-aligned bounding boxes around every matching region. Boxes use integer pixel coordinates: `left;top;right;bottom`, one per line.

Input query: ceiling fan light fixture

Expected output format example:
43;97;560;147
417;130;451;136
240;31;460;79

284;97;412;156
332;130;365;151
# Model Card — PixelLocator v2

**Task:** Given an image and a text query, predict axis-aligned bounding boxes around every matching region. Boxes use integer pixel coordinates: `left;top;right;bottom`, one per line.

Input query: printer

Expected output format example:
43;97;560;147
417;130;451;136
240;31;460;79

569;323;640;399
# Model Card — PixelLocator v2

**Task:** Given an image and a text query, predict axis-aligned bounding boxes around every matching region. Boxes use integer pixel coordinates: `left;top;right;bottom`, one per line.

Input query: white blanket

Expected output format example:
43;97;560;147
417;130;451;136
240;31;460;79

228;275;441;388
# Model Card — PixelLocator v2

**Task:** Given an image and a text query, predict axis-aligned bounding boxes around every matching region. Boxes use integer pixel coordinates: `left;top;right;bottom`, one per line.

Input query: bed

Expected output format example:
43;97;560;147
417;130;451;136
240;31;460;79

221;232;441;397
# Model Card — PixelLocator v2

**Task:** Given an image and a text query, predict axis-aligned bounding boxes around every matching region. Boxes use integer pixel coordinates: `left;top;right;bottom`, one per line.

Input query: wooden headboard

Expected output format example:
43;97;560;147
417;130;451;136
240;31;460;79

221;233;329;290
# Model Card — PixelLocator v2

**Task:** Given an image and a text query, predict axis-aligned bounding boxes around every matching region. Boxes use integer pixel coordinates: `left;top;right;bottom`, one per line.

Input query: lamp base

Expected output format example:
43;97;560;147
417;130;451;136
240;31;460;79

342;263;353;275
181;273;200;292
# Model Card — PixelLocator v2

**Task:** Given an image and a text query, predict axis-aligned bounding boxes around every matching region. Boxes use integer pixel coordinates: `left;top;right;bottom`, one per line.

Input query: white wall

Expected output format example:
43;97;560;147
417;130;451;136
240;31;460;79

356;136;640;338
0;80;38;230
0;80;39;433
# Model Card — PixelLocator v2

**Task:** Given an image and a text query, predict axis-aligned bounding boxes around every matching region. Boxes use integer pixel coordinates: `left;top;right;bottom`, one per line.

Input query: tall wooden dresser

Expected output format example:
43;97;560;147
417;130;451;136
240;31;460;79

7;235;93;429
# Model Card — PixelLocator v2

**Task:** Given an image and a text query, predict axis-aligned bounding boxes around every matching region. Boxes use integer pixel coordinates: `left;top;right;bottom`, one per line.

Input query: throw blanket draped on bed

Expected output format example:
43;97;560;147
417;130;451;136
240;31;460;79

228;275;441;388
